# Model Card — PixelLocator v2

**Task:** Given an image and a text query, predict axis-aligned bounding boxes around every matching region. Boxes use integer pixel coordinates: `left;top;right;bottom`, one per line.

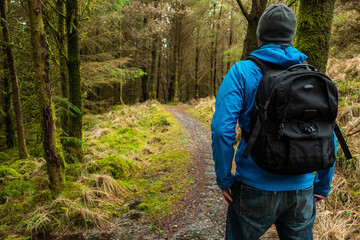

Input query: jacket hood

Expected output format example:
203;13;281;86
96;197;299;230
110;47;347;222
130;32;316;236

249;43;308;68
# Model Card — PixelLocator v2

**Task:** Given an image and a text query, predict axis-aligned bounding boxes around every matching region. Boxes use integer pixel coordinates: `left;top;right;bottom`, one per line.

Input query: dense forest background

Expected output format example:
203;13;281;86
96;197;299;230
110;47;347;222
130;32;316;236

0;0;359;238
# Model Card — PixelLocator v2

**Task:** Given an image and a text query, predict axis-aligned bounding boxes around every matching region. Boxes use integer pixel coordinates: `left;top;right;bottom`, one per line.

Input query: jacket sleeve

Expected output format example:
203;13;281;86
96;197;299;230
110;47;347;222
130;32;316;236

313;133;337;197
211;66;243;190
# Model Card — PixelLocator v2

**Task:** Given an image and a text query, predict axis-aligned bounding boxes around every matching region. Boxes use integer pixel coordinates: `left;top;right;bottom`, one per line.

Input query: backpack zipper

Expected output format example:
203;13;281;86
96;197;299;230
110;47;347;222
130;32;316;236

263;71;328;120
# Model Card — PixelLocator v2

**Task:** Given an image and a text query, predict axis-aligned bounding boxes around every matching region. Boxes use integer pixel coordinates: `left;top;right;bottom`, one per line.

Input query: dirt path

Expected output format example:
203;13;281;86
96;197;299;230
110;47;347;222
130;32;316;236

158;107;227;239
159;107;278;240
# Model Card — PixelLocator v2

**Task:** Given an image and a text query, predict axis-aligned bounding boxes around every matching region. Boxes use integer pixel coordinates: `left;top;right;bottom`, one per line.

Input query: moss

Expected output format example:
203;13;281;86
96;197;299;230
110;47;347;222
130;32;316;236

100;127;145;153
9;160;39;175
88;155;136;179
0;180;36;203
59;182;86;199
0;167;21;179
65;163;85;181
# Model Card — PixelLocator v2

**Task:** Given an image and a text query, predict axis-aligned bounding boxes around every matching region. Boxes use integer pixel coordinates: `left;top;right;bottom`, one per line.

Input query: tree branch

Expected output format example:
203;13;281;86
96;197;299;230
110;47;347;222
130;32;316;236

347;129;360;137
235;0;250;22
288;0;297;8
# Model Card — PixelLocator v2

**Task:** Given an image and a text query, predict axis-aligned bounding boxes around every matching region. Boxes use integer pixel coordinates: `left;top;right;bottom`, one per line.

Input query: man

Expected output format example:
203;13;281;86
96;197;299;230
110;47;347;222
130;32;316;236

211;4;335;240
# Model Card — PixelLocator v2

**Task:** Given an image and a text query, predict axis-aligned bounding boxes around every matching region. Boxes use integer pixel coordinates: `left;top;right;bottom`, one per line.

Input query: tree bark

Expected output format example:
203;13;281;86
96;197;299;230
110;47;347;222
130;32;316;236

149;34;160;100
0;0;28;158
194;25;200;100
27;0;63;192
209;2;216;97
173;15;180;102
55;0;69;138
66;0;83;161
227;7;234;71
2;59;15;148
212;1;223;97
294;0;336;73
236;0;267;60
156;47;161;100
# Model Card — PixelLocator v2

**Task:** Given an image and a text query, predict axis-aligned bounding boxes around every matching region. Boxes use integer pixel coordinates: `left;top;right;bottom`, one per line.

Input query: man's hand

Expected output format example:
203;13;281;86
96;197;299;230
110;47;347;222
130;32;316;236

221;189;233;204
314;194;325;204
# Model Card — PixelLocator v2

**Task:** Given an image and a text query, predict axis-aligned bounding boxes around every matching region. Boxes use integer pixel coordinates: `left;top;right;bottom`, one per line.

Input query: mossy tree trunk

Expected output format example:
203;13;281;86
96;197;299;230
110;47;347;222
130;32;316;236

236;0;267;60
0;0;28;158
27;0;64;192
2;59;15;148
55;0;69;140
294;0;336;73
66;0;83;161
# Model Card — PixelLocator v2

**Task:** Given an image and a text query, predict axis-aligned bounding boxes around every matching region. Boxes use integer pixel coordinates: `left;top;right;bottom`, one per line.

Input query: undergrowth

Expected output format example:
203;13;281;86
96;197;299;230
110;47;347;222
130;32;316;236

0;101;191;238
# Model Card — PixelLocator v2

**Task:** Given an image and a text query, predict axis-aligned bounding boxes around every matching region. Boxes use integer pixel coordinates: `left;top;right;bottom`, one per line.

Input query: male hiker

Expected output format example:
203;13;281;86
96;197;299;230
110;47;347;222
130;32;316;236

211;4;336;239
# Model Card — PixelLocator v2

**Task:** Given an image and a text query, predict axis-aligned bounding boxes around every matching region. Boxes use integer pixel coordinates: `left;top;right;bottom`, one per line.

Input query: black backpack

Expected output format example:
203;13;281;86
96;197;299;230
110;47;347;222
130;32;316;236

242;56;352;175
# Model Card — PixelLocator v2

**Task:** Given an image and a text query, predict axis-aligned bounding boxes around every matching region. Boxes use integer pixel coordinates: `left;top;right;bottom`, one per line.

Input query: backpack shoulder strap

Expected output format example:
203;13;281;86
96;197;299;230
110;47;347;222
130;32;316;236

334;123;352;159
247;55;272;73
246;55;284;73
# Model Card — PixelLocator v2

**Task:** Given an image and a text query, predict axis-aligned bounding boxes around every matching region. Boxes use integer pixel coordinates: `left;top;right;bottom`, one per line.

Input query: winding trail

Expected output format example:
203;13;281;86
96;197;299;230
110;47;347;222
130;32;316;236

158;107;227;239
159;107;278;240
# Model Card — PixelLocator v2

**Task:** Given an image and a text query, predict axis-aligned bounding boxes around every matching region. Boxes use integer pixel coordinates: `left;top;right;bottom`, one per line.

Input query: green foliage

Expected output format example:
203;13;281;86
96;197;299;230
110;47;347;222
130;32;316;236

0;180;36;203
108;0;130;10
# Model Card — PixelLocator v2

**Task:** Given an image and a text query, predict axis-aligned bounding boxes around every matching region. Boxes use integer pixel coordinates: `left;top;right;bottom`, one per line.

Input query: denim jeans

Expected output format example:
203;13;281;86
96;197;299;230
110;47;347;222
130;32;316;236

226;182;316;240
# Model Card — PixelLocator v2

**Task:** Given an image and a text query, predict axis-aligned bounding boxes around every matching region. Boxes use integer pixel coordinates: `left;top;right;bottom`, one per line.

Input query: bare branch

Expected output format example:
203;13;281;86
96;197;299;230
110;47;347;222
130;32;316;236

235;0;250;22
288;0;297;8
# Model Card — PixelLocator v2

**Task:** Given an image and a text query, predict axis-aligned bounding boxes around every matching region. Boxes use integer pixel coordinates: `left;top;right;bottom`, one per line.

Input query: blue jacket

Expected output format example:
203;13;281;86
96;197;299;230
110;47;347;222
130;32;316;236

211;44;335;196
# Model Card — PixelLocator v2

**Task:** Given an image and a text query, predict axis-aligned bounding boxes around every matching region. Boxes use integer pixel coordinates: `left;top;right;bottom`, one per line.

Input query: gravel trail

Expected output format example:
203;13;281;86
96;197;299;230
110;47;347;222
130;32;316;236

159;107;278;240
158;107;227;240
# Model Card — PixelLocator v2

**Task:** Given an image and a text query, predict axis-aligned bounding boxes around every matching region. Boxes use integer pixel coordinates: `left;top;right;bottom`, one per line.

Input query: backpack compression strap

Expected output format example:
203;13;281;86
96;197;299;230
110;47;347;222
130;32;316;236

242;56;276;159
334;123;352;159
242;115;261;158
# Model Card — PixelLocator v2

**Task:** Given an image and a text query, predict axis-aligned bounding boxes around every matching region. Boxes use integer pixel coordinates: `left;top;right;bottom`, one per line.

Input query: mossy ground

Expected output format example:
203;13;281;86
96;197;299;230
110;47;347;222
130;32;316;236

0;101;192;238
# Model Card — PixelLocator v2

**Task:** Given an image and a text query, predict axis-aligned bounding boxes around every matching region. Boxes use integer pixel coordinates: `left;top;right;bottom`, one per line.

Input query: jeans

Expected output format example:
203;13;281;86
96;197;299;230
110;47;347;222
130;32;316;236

226;182;316;240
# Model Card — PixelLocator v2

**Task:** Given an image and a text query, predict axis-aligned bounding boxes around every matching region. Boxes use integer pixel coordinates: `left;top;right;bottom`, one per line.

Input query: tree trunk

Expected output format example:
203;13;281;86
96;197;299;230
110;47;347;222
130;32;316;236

0;0;28;158
294;0;336;73
212;1;223;97
2;60;15;148
156;48;161;100
194;25;200;100
141;66;149;101
66;0;83;161
149;35;160;100
236;0;267;60
27;0;63;192
173;18;180;102
209;2;216;97
56;0;69;138
227;7;234;71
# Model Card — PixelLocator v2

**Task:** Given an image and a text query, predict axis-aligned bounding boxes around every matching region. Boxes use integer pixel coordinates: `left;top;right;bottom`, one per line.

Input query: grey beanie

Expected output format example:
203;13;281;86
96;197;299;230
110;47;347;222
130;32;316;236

256;4;297;43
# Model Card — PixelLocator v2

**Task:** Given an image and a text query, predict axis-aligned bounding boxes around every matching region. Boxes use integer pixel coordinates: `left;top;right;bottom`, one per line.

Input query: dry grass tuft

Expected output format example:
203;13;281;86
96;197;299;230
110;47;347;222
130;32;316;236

93;174;127;198
314;209;358;240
